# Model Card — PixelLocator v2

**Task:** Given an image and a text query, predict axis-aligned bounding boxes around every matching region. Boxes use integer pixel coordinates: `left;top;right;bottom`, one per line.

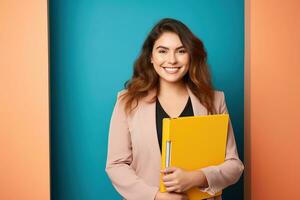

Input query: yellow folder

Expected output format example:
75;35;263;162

160;114;229;200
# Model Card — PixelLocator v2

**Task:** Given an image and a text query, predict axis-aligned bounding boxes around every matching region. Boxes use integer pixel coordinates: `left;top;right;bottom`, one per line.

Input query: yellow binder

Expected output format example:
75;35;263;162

160;114;229;200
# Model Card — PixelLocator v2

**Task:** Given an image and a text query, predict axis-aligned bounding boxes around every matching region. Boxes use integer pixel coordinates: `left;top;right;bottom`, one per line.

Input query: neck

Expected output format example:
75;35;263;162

158;79;188;98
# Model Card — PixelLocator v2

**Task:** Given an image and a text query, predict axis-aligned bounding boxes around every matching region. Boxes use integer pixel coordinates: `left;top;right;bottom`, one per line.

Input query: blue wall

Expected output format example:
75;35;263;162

50;0;244;199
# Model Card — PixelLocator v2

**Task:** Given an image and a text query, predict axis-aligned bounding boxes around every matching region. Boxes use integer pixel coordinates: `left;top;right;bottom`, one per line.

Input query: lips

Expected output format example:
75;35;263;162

162;66;181;74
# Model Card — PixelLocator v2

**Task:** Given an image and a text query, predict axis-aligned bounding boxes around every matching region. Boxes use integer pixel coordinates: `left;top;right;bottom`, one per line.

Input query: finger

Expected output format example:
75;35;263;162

162;173;176;182
163;167;177;174
163;180;178;187
165;186;178;192
174;188;184;193
170;187;184;193
161;167;177;174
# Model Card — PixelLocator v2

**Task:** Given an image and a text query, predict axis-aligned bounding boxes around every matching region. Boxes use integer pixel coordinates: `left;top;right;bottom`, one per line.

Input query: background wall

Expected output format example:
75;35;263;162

0;0;50;200
2;0;300;199
49;0;244;199
245;0;300;199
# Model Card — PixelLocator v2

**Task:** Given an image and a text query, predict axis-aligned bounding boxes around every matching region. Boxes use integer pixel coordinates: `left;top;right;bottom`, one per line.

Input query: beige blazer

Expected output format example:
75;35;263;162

105;86;244;200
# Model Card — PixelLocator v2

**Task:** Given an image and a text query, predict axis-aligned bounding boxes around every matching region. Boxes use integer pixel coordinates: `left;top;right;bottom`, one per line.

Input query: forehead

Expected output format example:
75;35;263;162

153;32;183;48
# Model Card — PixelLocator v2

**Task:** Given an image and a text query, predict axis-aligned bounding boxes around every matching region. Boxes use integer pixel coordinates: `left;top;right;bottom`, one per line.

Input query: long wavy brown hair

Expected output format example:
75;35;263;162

120;18;216;115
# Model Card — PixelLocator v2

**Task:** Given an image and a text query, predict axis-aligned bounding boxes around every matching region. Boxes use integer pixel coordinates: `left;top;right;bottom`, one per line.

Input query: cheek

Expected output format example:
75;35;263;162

178;55;190;65
152;54;166;65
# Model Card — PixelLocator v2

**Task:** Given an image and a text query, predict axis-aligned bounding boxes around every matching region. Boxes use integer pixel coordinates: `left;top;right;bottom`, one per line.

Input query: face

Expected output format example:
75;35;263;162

151;32;190;84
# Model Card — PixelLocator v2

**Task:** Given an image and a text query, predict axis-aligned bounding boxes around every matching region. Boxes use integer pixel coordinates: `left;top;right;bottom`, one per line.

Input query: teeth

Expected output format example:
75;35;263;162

165;67;178;70
163;67;180;74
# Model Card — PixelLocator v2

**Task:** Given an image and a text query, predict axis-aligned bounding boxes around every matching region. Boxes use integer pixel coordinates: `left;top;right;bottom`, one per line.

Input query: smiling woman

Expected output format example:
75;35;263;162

105;18;244;200
151;32;190;84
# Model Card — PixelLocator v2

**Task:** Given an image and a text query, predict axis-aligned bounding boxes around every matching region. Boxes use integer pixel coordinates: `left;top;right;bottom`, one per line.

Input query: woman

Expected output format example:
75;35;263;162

106;18;244;200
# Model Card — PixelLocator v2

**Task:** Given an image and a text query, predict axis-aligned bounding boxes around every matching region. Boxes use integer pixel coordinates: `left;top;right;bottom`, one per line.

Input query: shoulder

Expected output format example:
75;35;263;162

117;88;156;103
213;90;225;102
116;89;128;99
114;89;140;117
112;89;128;113
213;90;227;114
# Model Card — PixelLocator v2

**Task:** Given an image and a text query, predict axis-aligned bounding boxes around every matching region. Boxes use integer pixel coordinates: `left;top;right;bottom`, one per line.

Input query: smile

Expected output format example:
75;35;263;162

162;66;181;74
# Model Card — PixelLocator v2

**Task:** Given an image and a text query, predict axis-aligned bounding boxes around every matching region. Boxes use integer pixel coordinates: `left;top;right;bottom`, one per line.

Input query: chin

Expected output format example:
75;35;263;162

160;76;185;84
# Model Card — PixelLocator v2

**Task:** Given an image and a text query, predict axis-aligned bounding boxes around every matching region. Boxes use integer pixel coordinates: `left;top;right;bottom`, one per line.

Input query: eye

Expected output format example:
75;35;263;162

158;49;167;54
178;49;187;54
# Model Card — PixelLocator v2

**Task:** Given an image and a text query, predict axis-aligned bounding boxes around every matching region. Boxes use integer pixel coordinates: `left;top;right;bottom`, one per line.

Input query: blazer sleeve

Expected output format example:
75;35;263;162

105;92;159;200
199;91;244;195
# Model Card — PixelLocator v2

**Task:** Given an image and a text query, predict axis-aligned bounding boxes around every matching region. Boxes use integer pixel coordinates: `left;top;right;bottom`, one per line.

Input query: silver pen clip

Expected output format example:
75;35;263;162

166;140;171;168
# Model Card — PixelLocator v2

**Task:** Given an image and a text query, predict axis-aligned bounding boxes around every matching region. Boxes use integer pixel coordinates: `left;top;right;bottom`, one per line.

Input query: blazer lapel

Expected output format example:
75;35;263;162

139;86;208;162
145;85;208;116
141;89;162;159
186;85;208;116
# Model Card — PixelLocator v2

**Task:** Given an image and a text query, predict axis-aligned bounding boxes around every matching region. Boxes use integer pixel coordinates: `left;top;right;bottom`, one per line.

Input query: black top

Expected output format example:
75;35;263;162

156;97;194;152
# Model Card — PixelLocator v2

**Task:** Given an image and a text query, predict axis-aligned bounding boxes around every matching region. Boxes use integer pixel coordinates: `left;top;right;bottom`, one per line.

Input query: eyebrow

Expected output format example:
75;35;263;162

155;45;185;50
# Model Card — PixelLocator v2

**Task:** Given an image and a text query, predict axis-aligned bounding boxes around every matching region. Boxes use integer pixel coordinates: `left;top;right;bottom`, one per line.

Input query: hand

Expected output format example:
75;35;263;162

161;167;208;193
155;191;188;200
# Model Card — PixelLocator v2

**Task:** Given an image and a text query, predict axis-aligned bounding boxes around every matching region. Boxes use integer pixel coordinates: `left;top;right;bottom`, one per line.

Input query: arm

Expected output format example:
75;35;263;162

158;92;244;195
105;92;159;200
199;91;244;195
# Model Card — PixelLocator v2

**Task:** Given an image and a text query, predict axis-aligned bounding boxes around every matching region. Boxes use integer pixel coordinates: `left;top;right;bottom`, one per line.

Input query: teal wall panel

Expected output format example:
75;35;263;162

50;1;244;199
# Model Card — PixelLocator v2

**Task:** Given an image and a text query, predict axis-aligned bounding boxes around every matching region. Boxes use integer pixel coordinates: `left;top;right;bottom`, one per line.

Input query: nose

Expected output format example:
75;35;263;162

167;52;177;65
